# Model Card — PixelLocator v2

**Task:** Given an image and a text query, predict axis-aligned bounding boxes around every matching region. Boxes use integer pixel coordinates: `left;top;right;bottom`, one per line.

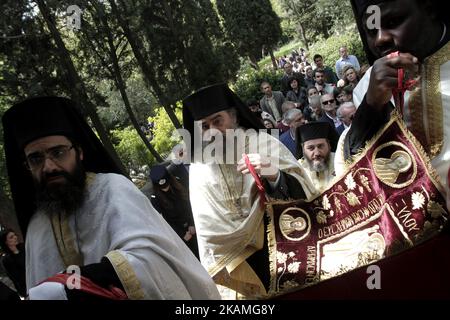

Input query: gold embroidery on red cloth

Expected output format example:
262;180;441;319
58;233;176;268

372;142;417;188
266;114;449;298
279;208;311;241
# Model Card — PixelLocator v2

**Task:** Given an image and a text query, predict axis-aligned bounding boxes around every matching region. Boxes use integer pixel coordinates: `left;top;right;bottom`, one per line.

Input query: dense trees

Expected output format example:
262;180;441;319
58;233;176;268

278;0;354;49
1;0;362;225
217;0;282;70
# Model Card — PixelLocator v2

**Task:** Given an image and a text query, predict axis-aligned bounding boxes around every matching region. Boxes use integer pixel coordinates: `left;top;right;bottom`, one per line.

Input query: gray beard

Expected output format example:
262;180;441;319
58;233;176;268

307;154;330;173
35;160;86;216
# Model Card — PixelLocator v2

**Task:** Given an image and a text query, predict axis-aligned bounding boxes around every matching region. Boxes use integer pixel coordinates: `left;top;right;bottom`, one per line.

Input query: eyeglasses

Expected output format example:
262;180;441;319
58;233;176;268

25;145;74;171
322;99;335;105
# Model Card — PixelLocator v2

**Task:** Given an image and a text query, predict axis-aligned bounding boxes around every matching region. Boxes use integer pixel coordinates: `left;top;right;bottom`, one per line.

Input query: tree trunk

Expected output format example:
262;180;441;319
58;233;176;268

92;0;163;163
0;187;22;241
269;49;278;70
35;0;128;176
248;55;260;70
110;0;182;129
297;22;310;50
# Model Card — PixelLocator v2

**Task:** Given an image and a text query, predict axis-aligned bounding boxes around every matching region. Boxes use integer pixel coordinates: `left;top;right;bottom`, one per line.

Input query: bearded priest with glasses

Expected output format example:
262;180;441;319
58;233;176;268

1;96;220;300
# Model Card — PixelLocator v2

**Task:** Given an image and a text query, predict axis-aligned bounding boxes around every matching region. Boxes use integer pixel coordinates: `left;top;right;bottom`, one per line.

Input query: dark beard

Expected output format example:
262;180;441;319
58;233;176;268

34;159;86;215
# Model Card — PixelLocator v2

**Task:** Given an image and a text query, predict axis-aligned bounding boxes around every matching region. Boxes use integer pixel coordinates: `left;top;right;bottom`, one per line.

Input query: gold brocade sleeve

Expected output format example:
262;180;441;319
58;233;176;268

105;250;145;300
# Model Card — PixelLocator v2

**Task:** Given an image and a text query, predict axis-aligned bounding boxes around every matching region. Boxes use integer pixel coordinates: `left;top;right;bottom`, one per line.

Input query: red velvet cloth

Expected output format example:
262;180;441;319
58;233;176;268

268;117;449;297
273;232;450;299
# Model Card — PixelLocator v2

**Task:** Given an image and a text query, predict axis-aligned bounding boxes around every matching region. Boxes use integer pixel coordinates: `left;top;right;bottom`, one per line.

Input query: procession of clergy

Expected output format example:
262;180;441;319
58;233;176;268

1;0;449;300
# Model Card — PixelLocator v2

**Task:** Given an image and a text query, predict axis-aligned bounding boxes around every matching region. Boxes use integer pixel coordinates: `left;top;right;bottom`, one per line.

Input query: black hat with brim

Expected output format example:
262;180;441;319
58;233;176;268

295;121;339;159
182;83;264;157
2;96;124;235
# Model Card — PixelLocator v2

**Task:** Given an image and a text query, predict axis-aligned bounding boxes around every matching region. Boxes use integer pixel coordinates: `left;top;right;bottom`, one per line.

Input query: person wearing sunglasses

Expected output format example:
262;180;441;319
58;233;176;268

318;94;344;135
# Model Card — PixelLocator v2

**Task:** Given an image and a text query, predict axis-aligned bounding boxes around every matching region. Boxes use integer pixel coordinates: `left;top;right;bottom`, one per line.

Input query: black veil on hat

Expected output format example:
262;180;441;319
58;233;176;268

182;83;264;159
2;96;125;235
182;83;264;134
295;121;339;159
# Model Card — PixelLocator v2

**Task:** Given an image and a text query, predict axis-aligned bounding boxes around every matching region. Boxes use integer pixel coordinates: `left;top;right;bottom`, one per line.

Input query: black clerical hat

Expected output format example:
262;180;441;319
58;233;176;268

182;83;264;158
182;83;263;130
295;122;339;159
4;96;80;149
2;96;124;235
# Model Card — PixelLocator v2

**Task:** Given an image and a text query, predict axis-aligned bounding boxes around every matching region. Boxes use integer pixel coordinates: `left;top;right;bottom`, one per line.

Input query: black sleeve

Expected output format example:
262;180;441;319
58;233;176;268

2;256;27;297
64;257;124;300
344;95;393;160
264;171;307;200
0;281;20;301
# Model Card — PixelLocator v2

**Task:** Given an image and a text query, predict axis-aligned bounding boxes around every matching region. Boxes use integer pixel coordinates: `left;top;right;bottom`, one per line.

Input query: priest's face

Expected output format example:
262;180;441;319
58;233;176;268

303;138;331;172
361;0;444;60
24;135;86;214
201;109;238;136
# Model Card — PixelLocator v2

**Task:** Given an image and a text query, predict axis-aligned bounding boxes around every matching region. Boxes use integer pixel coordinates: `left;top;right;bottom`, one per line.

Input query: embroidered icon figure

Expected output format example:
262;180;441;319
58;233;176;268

279;208;311;241
321;225;385;279
374;150;412;185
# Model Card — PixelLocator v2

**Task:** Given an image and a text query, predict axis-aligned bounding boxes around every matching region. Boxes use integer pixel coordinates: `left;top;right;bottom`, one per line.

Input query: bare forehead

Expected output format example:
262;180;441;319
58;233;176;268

24;135;71;153
304;138;328;147
200;110;230;123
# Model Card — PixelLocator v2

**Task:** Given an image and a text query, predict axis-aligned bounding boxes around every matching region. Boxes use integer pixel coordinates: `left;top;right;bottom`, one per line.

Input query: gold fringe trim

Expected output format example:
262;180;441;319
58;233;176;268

344;111;444;194
106;250;145;300
264;112;447;298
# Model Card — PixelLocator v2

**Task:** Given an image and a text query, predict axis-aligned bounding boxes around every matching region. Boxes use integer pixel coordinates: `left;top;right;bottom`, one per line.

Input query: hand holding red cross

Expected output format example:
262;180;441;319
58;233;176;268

366;51;419;113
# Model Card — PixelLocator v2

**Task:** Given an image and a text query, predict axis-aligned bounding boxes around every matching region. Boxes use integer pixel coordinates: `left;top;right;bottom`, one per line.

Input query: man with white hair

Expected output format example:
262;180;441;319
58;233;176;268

280;108;306;156
336;102;357;132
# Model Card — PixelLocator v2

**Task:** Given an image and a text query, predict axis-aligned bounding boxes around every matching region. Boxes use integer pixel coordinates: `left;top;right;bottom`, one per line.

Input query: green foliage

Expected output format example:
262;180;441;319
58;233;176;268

111;127;154;172
233;65;284;103
111;105;182;172
148;105;183;159
97;73;156;131
308;31;368;69
217;0;282;64
258;40;302;67
124;0;239;101
277;0;355;47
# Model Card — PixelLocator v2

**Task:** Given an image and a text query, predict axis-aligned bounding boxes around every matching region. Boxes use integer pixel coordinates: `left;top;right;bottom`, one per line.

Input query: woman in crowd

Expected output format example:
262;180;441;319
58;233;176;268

0;229;26;298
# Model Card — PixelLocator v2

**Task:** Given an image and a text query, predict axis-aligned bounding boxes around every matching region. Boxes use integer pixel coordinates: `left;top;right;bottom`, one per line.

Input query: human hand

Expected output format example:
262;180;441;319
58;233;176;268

183;231;193;241
188;226;196;235
28;281;68;300
366;52;419;111
237;153;278;181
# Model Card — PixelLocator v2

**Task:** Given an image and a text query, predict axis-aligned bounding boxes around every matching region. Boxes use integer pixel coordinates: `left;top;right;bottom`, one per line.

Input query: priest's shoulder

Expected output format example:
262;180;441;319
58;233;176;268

90;172;138;191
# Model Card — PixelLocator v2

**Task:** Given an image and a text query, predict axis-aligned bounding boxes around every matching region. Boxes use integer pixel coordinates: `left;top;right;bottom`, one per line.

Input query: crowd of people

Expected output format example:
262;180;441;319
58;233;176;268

1;0;449;301
243;46;361;192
